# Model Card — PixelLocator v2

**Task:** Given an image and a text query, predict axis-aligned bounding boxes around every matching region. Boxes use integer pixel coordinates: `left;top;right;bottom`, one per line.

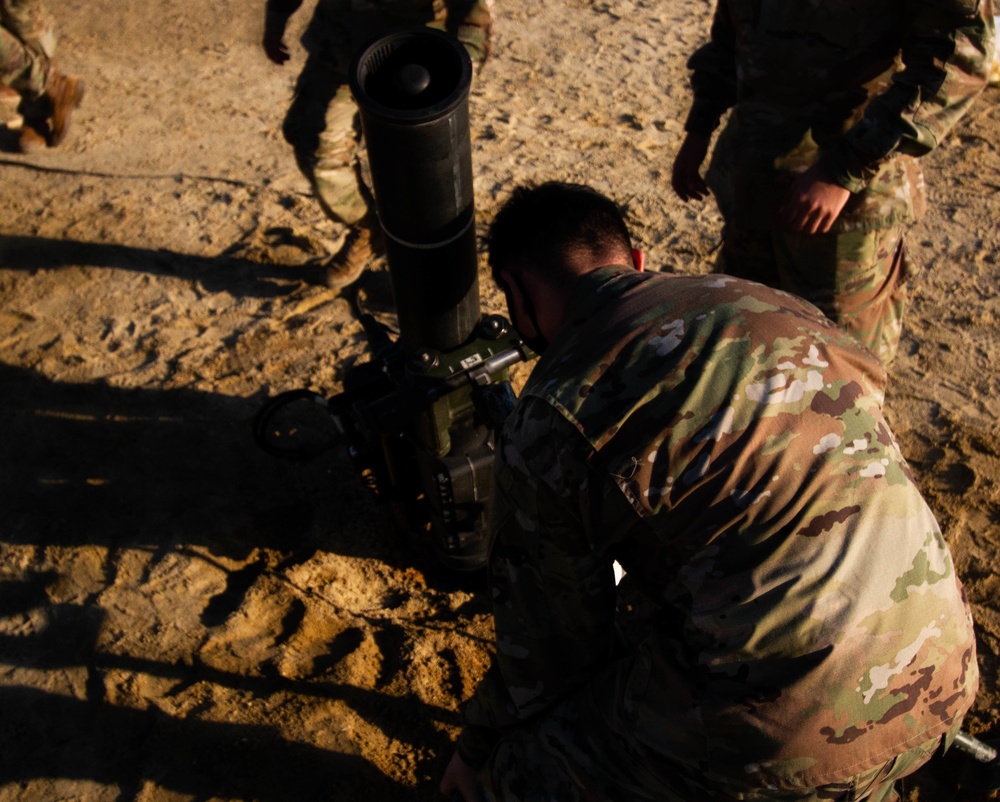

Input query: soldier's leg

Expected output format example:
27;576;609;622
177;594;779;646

281;0;378;288
282;0;366;227
284;71;344;192
778;733;942;802
715;224;783;287
312;81;381;289
694;734;942;802
772;225;912;364
432;0;494;70
312;82;369;227
479;675;945;802
1;0;55;59
1;0;54;92
843;735;941;802
0;21;49;97
413;0;492;73
1;3;80;150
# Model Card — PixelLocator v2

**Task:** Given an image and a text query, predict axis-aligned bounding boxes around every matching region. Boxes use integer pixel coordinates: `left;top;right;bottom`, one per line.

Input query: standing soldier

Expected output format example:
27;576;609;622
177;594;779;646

671;1;995;364
262;0;493;290
441;182;979;802
0;0;84;152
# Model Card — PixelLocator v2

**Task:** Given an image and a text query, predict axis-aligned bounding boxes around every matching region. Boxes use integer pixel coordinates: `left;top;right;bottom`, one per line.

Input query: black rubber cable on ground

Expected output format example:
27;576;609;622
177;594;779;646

0;156;312;196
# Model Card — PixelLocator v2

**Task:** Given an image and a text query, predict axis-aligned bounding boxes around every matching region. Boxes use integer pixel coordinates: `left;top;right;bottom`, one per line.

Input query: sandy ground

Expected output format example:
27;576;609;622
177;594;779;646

1;0;1000;800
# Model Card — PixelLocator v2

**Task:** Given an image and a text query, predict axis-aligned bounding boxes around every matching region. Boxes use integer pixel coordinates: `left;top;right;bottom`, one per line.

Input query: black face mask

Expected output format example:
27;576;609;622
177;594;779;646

500;275;550;356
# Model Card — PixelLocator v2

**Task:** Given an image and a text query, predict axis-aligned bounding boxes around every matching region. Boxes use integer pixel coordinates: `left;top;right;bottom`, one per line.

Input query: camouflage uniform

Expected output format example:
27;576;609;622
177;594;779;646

684;0;994;363
0;0;55;98
266;0;491;227
457;267;978;800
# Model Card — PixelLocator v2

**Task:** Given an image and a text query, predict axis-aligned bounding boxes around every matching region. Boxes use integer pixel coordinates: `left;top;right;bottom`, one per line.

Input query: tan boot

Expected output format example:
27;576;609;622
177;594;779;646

324;225;375;290
0;84;19;116
44;70;85;147
17;122;48;153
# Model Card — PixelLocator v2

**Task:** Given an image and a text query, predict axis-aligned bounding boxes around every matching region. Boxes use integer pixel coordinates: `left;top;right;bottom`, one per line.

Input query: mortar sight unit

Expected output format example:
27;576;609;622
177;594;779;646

254;27;529;571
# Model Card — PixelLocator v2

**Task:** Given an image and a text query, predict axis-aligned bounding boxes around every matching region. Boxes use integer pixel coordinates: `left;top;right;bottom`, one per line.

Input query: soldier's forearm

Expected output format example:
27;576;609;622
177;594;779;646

827;2;994;191
685;0;738;138
265;0;304;24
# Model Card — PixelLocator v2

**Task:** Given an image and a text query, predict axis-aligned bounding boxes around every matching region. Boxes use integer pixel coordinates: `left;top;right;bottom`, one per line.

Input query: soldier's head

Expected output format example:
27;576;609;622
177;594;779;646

487;181;637;279
487;182;642;352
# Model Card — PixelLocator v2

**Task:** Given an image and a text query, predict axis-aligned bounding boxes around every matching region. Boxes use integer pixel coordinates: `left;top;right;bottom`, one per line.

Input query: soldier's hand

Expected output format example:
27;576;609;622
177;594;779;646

778;165;851;234
671;133;711;202
263;32;291;65
440;750;483;802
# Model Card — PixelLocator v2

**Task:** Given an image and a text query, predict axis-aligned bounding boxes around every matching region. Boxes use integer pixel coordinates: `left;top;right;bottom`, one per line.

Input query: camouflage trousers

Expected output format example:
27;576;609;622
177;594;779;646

0;0;54;96
478;684;947;802
282;0;491;226
715;223;912;365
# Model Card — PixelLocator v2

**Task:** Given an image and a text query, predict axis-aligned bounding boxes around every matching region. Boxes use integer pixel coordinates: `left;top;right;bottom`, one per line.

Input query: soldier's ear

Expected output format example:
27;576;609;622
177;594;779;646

498;269;538;339
631;248;645;272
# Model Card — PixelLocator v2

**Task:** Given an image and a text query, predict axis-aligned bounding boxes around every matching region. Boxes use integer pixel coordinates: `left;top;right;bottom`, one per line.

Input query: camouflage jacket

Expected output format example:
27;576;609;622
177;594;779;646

459;267;978;792
685;0;994;231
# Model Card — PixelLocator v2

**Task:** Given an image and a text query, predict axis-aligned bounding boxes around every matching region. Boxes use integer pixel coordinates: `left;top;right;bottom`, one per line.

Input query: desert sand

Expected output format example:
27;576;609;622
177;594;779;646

1;0;999;800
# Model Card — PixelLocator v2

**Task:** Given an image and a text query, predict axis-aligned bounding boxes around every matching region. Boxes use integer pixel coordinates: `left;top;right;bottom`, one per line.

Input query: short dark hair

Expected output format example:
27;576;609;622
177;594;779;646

486;182;633;284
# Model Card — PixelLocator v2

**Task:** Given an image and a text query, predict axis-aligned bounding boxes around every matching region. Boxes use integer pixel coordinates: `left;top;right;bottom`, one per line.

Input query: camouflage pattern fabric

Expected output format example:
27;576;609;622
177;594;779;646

0;0;54;97
687;0;994;223
683;0;993;362
274;0;492;225
483;705;944;801
716;223;911;365
458;267;978;800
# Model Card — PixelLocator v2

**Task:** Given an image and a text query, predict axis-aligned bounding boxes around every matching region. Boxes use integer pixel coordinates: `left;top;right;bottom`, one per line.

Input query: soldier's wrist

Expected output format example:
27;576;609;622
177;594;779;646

683;105;722;140
819;145;873;194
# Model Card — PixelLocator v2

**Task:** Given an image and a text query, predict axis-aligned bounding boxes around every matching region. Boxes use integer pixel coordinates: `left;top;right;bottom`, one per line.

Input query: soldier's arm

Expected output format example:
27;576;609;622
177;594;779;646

456;401;618;768
674;0;737;202
263;0;305;64
821;0;995;193
683;0;739;139
266;0;304;16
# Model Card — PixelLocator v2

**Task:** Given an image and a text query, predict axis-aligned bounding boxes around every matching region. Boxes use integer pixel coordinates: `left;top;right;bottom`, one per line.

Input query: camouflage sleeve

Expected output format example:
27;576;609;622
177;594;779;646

683;0;739;138
457;399;619;768
822;0;995;192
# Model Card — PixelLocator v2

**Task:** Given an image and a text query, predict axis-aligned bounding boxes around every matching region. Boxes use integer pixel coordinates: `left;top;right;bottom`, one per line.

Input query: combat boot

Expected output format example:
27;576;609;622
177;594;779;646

17;122;48;153
324;224;377;291
0;85;19;122
44;69;85;147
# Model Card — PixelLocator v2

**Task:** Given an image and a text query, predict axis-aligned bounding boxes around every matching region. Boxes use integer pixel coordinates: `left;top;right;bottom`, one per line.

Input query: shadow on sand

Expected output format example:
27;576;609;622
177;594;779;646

0;362;476;799
0;233;329;297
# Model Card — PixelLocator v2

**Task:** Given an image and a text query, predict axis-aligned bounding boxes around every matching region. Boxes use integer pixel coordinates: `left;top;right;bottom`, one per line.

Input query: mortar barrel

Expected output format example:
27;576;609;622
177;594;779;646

350;28;479;354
